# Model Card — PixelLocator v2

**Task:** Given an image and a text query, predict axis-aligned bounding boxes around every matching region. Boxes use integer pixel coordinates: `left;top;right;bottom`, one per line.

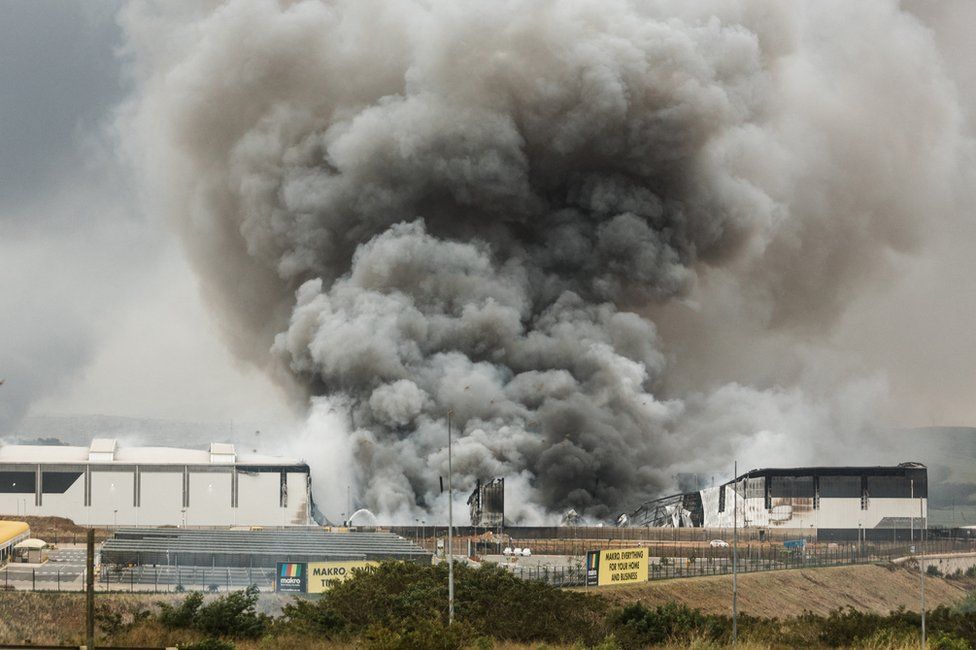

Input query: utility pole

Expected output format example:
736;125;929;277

447;410;455;625
732;460;738;645
920;495;926;649
86;528;95;650
910;479;914;543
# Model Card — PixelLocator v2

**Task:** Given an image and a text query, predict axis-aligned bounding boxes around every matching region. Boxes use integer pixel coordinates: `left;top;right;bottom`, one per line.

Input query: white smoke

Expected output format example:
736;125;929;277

117;0;969;522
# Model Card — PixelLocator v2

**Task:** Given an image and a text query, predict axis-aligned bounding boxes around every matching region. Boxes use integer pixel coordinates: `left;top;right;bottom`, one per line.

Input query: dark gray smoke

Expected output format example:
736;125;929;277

119;0;967;522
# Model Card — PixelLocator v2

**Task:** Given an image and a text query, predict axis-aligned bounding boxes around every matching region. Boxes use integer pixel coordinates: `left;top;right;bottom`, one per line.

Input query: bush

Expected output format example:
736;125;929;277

282;562;606;645
159;592;203;629
278;597;346;636
930;630;971;650
159;586;269;640
360;618;475;650
611;602;726;649
194;586;269;638
928;565;944;577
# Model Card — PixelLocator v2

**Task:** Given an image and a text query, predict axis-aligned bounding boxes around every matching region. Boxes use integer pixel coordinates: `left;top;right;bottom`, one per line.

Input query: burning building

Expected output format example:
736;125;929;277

622;463;927;541
467;477;504;528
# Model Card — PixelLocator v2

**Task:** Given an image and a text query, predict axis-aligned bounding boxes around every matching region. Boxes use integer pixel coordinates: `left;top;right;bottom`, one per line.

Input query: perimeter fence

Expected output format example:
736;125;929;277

506;538;976;587
0;565;276;593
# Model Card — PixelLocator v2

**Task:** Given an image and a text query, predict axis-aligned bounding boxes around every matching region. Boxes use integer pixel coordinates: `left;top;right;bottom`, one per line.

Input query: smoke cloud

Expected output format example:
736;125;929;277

119;0;969;521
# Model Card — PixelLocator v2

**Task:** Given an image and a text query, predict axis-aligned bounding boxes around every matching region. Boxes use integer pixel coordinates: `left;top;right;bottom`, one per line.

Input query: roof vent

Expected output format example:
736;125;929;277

88;438;117;462
210;442;236;464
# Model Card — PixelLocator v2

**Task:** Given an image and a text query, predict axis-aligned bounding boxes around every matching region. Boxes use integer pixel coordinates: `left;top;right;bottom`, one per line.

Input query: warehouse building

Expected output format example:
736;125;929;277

0;439;312;527
623;462;927;541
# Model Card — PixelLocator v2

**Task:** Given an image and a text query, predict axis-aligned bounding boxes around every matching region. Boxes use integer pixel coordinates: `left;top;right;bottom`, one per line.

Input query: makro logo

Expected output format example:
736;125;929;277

276;562;308;593
280;563;303;578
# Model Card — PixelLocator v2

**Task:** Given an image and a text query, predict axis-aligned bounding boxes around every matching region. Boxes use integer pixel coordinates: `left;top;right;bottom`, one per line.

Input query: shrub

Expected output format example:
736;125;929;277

360;618;475;650
930;630;971;650
928;565;944;577
282;562;606;645
159;592;203;629
279;598;346;636
194;586;269;638
611;602;726;649
159;586;269;640
815;607;893;646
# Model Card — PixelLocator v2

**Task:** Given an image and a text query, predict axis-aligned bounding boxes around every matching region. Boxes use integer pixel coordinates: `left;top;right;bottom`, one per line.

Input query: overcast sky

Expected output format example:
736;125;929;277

3;0;976;446
0;1;297;434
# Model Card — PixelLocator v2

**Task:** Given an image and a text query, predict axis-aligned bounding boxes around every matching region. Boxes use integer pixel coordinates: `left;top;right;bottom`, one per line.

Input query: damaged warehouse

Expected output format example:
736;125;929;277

621;463;927;541
468;478;504;528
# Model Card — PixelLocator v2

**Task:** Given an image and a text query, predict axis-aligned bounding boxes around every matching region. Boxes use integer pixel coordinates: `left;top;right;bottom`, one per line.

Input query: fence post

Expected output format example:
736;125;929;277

32;568;35;591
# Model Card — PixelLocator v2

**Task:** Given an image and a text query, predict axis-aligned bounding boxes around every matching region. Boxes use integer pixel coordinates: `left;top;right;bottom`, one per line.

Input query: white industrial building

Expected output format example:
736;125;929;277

624;463;927;541
0;439;312;527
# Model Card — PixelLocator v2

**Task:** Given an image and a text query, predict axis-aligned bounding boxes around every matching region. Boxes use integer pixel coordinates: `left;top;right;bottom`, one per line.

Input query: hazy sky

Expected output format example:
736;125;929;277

2;0;976;446
0;1;297;432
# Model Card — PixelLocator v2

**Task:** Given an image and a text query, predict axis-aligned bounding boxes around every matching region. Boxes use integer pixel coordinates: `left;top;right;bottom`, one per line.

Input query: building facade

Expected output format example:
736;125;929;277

0;439;312;527
624;463;927;541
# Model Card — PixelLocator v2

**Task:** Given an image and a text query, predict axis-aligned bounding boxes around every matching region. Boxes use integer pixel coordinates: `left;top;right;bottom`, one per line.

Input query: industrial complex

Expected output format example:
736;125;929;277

0;438;313;527
622;462;928;540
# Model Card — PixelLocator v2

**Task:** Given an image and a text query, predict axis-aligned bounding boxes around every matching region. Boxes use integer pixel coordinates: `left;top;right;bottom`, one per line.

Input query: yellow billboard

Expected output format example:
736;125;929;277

585;547;648;587
307;561;380;593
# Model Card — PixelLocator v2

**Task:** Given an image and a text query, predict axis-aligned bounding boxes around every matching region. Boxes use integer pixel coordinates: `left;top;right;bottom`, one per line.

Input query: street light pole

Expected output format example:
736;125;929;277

910;479;914;543
732;459;738;645
447;410;455;625
920;495;926;649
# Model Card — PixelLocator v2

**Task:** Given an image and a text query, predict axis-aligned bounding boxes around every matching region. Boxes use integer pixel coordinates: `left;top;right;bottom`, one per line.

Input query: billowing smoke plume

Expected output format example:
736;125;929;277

119;0;967;521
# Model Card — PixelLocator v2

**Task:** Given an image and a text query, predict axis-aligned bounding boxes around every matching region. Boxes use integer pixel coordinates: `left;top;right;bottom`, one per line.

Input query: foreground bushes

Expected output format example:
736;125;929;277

158;585;269;640
82;562;976;648
281;561;607;646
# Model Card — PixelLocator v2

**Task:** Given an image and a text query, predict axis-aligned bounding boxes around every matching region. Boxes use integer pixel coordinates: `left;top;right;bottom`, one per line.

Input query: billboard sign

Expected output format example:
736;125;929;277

585;547;648;587
307;560;380;593
275;562;308;593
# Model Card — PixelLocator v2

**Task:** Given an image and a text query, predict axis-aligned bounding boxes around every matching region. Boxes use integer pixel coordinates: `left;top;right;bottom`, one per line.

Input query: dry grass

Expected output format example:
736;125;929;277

0;514;112;543
590;563;967;617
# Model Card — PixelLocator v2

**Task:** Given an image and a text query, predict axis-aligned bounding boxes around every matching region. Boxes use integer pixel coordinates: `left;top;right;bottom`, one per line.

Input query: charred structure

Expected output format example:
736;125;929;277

467;477;504;528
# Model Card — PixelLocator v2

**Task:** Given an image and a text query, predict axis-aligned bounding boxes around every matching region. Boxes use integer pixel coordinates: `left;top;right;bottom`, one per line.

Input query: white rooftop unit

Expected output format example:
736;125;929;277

209;443;236;464
88;438;117;462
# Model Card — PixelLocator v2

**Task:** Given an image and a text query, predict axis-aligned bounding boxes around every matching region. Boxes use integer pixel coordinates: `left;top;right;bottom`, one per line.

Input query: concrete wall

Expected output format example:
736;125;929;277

237;471;286;525
918;553;976;575
139;471;184;526
187;470;234;527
